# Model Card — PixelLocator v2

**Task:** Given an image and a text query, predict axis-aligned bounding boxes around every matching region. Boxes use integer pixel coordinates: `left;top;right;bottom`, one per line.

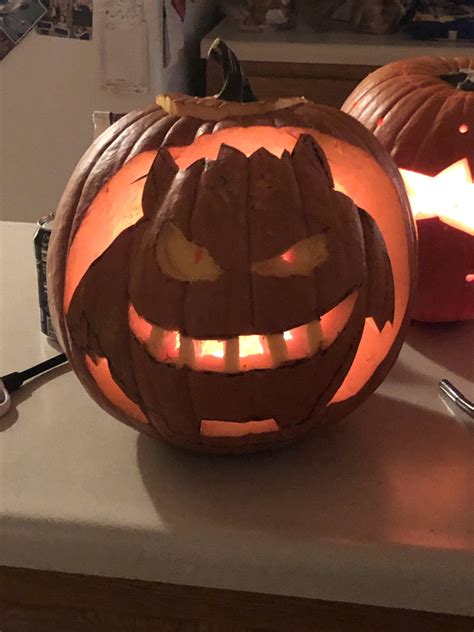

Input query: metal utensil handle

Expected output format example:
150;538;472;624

0;379;11;417
439;379;474;418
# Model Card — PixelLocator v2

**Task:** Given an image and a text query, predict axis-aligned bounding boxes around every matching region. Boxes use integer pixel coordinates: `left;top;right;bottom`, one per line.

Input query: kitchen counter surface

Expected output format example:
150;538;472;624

1;221;473;617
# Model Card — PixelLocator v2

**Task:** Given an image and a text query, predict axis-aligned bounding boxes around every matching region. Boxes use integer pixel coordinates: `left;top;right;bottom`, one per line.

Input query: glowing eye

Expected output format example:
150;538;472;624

459;124;469;134
253;233;328;277
156;222;223;282
281;249;295;263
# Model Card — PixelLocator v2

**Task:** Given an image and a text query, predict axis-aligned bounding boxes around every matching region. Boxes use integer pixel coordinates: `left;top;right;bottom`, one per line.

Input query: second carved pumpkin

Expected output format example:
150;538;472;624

343;55;474;322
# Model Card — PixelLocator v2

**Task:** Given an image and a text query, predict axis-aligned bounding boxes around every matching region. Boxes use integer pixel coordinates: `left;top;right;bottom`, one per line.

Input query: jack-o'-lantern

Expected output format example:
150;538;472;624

343;56;474;322
48;41;416;453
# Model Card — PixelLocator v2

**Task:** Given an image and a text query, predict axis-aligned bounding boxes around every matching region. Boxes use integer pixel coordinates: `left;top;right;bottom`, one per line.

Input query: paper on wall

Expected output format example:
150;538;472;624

100;0;149;94
0;0;46;60
35;0;93;40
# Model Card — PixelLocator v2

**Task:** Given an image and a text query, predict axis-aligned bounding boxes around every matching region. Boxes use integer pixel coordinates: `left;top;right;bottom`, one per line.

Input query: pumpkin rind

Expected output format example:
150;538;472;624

342;56;474;176
156;93;308;121
343;55;473;322
48;100;416;454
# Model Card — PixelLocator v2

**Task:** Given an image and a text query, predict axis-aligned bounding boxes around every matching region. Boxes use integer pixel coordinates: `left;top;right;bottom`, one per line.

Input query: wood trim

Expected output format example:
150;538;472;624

241;61;376;80
1;566;473;632
206;58;375;107
244;76;361;107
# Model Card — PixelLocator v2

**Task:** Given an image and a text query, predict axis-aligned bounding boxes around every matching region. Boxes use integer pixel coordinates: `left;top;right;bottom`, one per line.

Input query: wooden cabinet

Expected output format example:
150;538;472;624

207;58;375;107
202;16;471;107
2;566;472;632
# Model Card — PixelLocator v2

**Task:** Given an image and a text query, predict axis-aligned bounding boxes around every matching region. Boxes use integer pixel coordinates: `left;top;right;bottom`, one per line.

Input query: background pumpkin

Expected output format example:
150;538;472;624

48;42;416;454
342;55;474;323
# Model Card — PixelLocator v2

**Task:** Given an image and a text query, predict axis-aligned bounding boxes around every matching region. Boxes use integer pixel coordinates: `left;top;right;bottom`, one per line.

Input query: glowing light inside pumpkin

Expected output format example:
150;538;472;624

201;418;279;437
281;248;295;263
128;291;357;374
200;339;225;358
168;126;299;168
128;304;152;343
172;127;409;402
64;151;158;312
162;330;180;360
68;125;412;409
167;127;409;403
239;335;265;357
400;159;474;235
321;291;359;349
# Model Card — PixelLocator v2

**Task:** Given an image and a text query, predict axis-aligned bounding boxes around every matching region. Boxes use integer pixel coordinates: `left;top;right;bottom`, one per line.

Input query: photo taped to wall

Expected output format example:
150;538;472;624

35;0;92;40
0;0;46;46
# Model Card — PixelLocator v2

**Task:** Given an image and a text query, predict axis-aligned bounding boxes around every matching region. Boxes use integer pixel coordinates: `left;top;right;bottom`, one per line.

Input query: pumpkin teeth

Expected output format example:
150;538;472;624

129;290;358;374
224;338;239;372
177;336;195;368
266;333;288;366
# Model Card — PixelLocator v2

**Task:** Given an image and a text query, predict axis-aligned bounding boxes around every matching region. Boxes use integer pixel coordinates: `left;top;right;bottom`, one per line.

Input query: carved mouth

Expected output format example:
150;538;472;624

200;418;279;437
129;290;358;373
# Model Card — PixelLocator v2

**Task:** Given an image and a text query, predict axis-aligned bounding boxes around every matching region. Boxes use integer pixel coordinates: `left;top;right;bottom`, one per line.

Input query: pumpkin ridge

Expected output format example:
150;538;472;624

380;90;447;166
128;109;177;157
373;84;444;138
347;74;411;116
244;152;255;334
162;116;204;148
70;109;171;242
408;92;464;171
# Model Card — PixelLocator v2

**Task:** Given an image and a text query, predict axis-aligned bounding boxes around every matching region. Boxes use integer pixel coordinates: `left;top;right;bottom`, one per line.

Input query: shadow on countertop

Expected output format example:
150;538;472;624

406;321;474;382
136;393;473;550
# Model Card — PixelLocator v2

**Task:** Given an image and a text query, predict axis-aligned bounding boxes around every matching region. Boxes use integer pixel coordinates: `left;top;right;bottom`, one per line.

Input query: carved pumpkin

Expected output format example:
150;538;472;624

342;56;474;322
48;42;416;453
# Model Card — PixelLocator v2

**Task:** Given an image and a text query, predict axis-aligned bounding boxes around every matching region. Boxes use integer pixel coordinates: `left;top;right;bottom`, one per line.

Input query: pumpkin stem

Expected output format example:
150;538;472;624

208;38;257;103
439;70;474;92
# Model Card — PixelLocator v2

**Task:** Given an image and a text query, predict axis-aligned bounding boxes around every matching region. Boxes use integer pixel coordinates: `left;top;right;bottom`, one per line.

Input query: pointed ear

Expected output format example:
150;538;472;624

358;207;395;330
142;147;179;219
291;133;334;188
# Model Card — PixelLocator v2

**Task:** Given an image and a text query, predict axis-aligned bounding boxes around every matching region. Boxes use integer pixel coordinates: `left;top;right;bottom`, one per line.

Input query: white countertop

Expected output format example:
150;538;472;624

201;17;474;66
1;221;473;615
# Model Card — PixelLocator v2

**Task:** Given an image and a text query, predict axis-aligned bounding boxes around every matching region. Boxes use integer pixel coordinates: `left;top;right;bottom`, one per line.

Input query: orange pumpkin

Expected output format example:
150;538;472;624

343;56;474;322
48;42;416;453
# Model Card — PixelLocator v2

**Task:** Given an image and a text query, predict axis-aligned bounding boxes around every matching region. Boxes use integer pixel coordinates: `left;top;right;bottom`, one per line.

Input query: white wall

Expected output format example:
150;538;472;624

0;1;218;222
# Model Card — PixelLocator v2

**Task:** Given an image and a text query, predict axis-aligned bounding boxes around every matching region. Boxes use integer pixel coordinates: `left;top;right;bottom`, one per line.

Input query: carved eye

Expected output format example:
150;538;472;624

252;233;328;277
156;222;223;282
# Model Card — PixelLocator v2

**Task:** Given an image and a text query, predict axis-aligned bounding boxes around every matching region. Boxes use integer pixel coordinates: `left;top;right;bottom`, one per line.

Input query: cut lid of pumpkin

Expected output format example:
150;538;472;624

156;93;308;122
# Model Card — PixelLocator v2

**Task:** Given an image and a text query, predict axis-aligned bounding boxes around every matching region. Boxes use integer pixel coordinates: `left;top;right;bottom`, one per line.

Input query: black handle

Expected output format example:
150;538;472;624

2;353;68;393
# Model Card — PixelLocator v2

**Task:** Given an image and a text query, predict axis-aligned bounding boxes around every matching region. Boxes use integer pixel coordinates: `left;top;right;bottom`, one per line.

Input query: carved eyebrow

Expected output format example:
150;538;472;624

252;233;328;277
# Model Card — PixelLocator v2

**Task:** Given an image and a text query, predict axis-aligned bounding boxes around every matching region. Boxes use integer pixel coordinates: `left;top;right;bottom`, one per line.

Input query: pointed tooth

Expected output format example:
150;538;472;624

224;338;240;373
147;325;164;360
266;333;288;367
306;320;323;354
178;336;195;368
